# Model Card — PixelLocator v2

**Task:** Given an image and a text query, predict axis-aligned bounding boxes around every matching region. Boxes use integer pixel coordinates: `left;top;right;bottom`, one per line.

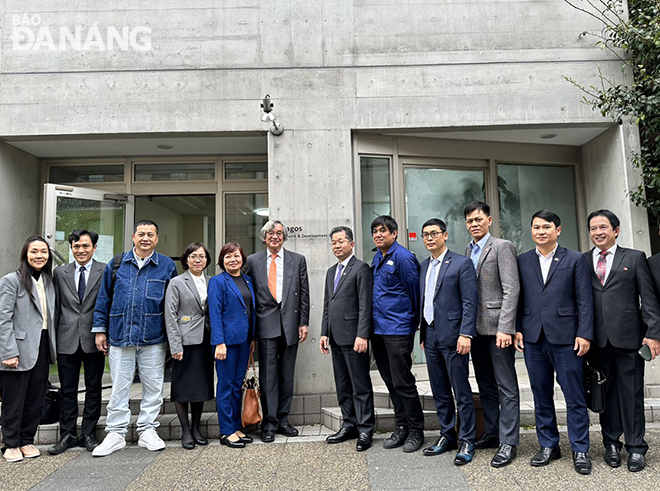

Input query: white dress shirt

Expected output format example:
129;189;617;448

535;244;558;284
191;273;207;309
335;254;354;285
74;261;91;291
423;248;448;324
592;243;617;284
266;248;284;303
133;249;154;270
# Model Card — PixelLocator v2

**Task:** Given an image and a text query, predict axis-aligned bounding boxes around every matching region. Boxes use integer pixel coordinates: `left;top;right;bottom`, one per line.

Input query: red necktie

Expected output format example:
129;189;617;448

596;250;609;285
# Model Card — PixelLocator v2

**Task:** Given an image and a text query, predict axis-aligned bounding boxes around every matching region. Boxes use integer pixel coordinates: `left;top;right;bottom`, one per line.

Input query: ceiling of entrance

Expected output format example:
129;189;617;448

3;134;267;158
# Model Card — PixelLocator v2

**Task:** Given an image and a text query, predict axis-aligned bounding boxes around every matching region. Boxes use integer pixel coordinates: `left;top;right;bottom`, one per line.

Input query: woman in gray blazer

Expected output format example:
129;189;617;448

164;242;214;449
0;236;57;463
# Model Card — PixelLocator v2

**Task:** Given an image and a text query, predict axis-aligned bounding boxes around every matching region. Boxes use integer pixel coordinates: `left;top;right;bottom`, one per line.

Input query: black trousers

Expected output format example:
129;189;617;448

594;343;648;454
57;344;105;437
0;330;50;449
330;339;375;434
372;334;424;432
258;335;298;431
471;334;520;445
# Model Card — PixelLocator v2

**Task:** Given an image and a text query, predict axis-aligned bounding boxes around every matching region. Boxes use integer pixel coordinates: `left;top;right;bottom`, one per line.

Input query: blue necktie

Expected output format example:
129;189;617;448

423;259;440;325
334;263;344;292
78;265;86;302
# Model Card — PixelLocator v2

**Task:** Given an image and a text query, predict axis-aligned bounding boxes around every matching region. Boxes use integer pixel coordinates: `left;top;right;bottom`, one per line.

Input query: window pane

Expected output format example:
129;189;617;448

225;193;269;257
498;164;579;253
225;162;268;180
360;157;391;261
405;167;485;261
50;165;124;183
134;163;215;182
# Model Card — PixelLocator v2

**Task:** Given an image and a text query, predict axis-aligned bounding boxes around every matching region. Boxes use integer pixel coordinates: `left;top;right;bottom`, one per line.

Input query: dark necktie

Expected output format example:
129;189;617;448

78;265;86;302
596;250;609;285
334;263;344;292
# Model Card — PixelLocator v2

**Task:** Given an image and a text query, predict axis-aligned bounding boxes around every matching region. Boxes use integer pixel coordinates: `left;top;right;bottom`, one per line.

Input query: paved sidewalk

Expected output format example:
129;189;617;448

2;427;660;490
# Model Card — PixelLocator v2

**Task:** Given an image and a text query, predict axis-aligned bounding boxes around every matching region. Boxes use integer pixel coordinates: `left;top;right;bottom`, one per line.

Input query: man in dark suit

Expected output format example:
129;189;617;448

586;209;660;472
419;218;478;465
515;209;593;475
320;226;375;452
464;201;520;468
245;220;310;443
48;230;106;455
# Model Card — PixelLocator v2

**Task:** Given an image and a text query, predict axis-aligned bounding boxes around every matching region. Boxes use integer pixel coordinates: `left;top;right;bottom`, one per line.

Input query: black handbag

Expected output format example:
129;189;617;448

40;383;61;425
583;359;606;413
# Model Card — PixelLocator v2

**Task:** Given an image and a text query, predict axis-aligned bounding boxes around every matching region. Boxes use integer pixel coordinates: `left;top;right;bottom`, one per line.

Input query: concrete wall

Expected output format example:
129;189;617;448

0;142;41;276
580;124;650;254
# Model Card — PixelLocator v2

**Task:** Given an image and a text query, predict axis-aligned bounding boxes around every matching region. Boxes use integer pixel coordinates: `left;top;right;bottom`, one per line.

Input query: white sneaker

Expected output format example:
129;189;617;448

138;429;165;451
92;432;126;457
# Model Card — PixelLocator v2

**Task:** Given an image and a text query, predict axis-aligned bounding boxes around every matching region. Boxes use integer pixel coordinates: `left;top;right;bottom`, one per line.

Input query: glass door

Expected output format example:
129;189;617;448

42;184;134;267
404;166;486;363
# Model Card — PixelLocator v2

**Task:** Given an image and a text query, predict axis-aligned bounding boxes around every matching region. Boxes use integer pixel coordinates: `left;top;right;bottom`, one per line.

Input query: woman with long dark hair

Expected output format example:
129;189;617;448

164;242;215;449
0;236;57;463
208;242;256;448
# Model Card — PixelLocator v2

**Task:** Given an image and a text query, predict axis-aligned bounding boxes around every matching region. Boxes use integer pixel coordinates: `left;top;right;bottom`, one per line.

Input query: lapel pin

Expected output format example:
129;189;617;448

554;258;559;261
445;260;450;264
623;267;628;271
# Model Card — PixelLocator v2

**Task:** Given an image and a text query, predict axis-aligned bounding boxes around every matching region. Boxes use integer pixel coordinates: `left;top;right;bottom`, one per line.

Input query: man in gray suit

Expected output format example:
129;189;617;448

245;220;310;443
464;201;521;467
320;226;375;451
48;230;106;455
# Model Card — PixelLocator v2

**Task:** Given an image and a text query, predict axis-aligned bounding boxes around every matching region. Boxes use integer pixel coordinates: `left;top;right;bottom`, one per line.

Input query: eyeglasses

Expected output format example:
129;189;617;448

188;254;207;261
422;231;443;240
266;231;284;237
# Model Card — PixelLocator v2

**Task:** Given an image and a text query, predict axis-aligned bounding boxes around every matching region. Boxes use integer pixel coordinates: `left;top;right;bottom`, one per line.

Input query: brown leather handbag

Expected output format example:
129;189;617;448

241;352;262;427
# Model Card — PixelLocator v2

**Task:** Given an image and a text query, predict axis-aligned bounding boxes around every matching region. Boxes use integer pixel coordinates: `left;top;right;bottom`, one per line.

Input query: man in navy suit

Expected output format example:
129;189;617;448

419;218;478;465
515;209;594;475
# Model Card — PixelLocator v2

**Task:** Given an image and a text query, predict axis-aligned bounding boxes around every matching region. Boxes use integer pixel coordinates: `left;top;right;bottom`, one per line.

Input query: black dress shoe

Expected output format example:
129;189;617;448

182;439;195;450
530;446;561;467
220;435;245;449
193;435;209;446
491;444;517;468
573;452;592;475
383;426;409;450
604;444;621;468
237;434;253;444
474;433;499;449
79;434;100;452
48;433;79;455
276;425;299;437
454;441;475;465
403;430;424;453
423;436;458;456
261;429;275;443
628;453;646;472
356;432;373;452
326;427;359;444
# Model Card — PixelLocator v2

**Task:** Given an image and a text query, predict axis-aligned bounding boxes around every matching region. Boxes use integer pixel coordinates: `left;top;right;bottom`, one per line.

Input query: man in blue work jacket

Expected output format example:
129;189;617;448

370;215;424;453
91;219;177;457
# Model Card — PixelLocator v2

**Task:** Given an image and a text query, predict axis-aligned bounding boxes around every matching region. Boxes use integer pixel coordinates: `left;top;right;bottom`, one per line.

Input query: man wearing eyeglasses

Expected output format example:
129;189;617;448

463;201;521;468
245;220;310;443
419;218;478;465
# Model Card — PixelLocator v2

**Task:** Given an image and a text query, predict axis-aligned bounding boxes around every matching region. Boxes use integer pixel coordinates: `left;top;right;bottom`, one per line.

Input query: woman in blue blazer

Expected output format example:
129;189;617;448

208;242;256;448
0;236;57;463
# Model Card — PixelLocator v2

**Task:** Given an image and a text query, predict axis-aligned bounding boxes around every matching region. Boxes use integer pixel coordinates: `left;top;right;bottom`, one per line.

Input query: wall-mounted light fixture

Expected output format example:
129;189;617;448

261;94;284;136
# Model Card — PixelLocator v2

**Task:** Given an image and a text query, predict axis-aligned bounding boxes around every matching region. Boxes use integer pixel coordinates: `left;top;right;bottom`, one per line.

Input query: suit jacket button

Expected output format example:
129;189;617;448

541;307;546;311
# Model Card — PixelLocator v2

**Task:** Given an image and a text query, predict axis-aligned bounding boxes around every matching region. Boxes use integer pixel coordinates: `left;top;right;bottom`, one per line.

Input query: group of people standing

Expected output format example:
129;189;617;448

1;205;659;477
319;203;660;477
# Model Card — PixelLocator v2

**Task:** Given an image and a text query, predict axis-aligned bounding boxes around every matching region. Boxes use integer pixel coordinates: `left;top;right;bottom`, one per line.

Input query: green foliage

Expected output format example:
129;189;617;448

565;0;660;217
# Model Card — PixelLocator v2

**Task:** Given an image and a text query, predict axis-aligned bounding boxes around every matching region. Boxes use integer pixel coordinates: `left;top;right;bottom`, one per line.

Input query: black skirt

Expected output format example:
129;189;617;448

170;332;214;403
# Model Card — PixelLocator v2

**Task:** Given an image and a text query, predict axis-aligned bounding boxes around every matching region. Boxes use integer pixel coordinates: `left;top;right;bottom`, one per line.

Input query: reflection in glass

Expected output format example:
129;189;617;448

50;165;124;184
360;157;391;262
498;164;578;254
134;163;215;182
225;162;268;180
225;193;269;257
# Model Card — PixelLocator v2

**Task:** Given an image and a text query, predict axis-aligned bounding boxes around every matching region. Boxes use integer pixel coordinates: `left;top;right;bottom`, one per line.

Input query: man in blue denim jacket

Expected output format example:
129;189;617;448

90;220;177;457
